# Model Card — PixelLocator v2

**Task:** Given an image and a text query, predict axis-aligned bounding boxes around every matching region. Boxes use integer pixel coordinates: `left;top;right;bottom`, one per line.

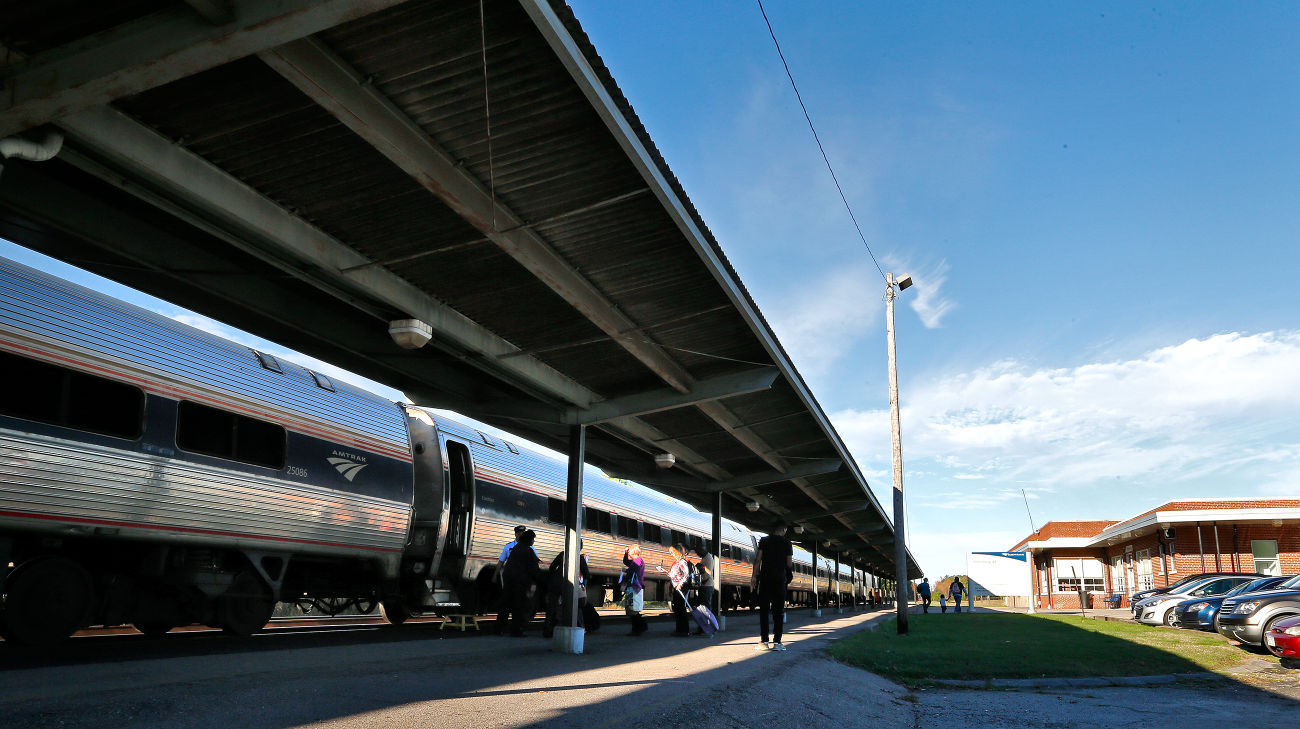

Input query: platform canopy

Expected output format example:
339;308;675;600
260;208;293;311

0;0;921;578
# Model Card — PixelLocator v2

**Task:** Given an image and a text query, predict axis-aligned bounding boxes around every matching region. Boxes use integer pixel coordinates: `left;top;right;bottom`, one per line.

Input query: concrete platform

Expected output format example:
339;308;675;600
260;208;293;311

1;606;1296;729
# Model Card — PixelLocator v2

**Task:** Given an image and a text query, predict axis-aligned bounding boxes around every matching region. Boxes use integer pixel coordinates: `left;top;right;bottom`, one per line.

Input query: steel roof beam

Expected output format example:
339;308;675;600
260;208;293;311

618;458;842;494
259;37;700;395
806;524;890;542
784;501;873;523
182;0;235;25
0;0;409;137
418;366;779;425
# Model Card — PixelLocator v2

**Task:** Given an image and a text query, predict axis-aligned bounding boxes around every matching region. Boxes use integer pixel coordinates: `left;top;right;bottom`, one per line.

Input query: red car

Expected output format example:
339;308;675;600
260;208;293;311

1265;614;1300;659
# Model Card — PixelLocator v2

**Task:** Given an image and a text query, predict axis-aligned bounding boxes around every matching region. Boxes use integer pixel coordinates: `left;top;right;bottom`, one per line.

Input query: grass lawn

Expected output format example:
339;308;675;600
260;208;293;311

831;613;1249;684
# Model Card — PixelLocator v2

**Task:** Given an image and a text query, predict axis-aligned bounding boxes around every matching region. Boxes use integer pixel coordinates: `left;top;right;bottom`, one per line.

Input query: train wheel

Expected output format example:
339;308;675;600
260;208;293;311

217;572;274;637
379;599;410;625
0;556;95;645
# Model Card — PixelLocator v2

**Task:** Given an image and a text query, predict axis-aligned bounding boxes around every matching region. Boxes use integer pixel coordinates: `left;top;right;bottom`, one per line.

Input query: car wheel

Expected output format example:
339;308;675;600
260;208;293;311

1261;614;1295;651
1163;608;1177;627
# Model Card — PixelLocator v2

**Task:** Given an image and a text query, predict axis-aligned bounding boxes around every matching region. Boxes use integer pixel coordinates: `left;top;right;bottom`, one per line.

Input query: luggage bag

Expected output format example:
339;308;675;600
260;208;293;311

679;589;719;636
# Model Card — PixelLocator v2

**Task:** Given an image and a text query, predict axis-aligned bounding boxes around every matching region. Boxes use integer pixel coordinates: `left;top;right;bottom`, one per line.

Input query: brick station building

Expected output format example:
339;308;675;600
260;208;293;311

1009;499;1300;609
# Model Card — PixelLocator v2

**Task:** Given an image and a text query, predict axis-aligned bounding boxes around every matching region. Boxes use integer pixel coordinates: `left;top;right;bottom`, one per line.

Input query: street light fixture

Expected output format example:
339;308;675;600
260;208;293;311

886;272;912;635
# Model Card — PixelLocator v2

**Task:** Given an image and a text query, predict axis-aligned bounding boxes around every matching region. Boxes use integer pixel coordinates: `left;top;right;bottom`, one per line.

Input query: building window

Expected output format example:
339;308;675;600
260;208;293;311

1053;558;1104;593
1252;540;1281;576
1111;556;1125;593
176;401;285;469
1134;549;1154;591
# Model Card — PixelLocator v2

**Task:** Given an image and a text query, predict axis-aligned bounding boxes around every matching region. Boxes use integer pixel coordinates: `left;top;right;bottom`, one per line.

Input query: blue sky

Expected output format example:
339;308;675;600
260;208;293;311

4;2;1299;579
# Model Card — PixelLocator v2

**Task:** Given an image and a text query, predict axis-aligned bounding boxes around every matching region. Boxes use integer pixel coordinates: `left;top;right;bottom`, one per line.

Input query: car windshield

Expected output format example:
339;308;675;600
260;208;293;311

1281;574;1300;590
1225;578;1274;597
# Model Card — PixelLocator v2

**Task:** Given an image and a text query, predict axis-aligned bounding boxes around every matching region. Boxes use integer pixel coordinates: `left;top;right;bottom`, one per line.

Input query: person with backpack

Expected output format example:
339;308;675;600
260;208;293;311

661;543;692;637
621;545;647;636
690;546;714;635
951;578;966;613
750;524;793;651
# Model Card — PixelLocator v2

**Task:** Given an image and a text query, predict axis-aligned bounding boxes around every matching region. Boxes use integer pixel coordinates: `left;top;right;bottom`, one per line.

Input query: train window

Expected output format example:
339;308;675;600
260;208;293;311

547;497;565;524
0;350;144;440
642;523;662;544
308;371;335;392
615;516;639;540
252;350;283;373
504;441;519;454
475;430;495;446
176;400;286;469
584;507;611;534
670;530;687;549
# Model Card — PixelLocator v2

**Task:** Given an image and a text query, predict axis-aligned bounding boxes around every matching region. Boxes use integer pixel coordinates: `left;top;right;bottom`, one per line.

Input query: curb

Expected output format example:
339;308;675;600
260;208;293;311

923;672;1220;689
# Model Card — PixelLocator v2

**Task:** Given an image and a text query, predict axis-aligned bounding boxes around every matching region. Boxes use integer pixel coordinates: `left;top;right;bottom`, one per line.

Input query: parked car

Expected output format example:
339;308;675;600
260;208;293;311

1129;572;1265;618
1135;574;1258;626
1265;614;1300;660
1217;574;1300;648
1170;576;1292;630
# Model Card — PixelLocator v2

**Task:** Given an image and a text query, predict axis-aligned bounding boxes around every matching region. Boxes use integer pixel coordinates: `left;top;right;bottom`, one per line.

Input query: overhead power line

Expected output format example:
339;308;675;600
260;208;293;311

756;0;887;283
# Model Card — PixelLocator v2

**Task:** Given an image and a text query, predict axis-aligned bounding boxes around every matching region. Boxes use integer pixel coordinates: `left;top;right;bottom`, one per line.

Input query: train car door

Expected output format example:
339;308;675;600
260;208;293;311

441;439;475;571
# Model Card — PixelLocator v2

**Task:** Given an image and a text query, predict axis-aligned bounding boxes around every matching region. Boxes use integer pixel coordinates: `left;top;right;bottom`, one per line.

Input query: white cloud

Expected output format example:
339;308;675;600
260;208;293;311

766;263;883;382
832;331;1300;493
886;257;956;329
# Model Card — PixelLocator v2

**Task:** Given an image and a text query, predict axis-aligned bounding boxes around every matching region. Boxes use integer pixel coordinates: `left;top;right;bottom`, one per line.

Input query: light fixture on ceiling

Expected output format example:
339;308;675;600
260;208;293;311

653;452;676;469
793;525;804;534
745;500;760;512
388;319;432;349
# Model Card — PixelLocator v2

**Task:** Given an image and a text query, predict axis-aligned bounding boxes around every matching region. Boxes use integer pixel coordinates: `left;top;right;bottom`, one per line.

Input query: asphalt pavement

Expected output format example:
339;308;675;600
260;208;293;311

1;606;1296;729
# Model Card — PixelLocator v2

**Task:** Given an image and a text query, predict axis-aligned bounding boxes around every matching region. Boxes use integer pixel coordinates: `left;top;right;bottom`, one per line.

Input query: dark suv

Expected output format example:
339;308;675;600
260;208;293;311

1216;574;1300;647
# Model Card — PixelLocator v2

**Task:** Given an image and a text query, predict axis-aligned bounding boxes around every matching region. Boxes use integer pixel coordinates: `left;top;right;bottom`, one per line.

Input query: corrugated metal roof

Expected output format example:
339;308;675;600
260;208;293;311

0;0;920;577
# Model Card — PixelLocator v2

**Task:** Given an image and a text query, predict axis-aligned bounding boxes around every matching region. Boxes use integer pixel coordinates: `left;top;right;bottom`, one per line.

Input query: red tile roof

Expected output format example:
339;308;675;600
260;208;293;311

1107;499;1300;532
1009;520;1118;551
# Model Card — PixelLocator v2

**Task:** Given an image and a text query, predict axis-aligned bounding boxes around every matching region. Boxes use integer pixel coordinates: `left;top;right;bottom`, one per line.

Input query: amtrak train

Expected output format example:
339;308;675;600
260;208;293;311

0;257;873;644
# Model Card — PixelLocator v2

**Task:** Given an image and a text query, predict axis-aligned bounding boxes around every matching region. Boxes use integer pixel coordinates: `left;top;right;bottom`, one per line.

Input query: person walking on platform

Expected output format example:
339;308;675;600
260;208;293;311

661;544;692;637
750;523;794;651
502;529;542;636
917;577;932;613
621;545;647;635
691;546;715;635
951;578;966;613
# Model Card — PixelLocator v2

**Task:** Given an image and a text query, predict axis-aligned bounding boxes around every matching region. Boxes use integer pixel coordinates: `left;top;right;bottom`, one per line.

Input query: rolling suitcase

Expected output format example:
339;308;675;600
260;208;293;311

679;589;719;636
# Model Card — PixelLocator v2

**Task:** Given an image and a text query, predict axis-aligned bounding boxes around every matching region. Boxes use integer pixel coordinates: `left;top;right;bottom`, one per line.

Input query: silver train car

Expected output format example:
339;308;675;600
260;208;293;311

2;257;831;644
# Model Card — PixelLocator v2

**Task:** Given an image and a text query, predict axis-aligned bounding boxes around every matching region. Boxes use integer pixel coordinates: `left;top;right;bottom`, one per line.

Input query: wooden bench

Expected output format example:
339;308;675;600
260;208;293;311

439;614;481;632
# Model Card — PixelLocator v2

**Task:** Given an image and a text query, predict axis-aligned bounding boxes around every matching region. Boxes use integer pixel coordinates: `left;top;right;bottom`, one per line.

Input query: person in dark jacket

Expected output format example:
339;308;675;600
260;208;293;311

750;523;793;651
502;530;543;636
543;542;591;638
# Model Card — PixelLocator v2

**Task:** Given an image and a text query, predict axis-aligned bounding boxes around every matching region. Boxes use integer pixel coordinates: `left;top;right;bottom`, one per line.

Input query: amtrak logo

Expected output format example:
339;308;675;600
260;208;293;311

328;450;369;482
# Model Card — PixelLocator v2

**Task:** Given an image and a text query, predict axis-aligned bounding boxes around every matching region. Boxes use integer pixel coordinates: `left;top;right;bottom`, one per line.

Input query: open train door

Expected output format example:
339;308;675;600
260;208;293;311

436;438;478;611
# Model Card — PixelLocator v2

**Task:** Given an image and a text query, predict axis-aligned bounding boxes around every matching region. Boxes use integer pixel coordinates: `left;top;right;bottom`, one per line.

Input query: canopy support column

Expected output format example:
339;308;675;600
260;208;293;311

711;491;724;630
554;424;585;654
810;541;821;617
